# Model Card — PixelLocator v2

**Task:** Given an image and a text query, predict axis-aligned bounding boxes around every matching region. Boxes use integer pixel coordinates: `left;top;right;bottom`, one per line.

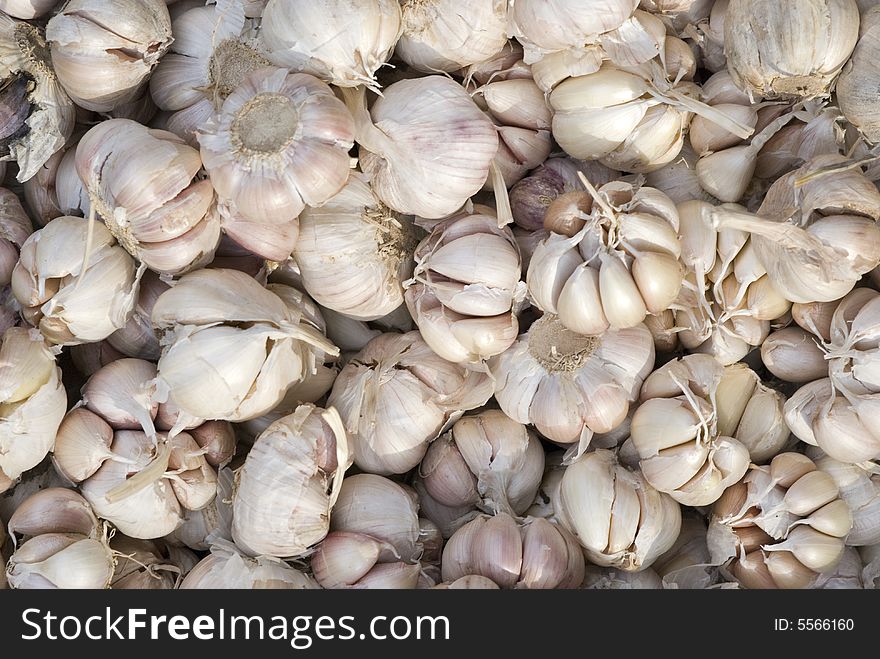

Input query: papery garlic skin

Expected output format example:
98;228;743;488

180;540;319;589
232;405;351;558
261;0;401;89
839;6;880;142
724;0;859;99
47;0;173;112
328;331;493;475
152;268;339;422
11;216;142;346
492;315;654;451
294;174;417;321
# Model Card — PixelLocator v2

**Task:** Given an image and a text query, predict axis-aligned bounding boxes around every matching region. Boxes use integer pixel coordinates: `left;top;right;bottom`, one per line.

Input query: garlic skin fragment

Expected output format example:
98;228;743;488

0;14;75;183
557;449;682;571
724;0;860;99
152;268;339;422
261;0;401;89
11;216;142;346
180;539;319;589
232;405;351;559
46;0;173;113
294;174;418;322
490;314;654;450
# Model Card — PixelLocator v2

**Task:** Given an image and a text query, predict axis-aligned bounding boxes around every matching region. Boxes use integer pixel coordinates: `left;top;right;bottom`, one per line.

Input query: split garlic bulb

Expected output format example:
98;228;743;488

440;513;584;589
396;0;507;73
11;216;143;346
838;6;880;142
490;314;654;450
556;449;682;571
261;0;401;89
528;179;683;335
232;405;351;558
0;14;75;183
76;118;222;275
180;540;319;589
6;488;114;589
419;410;544;516
724;0;859;99
311;531;422;589
405;211;523;363
152;268;339;422
327;331;493;474
46;0;173;112
344;76;498;219
294;174;418;321
0;0;59;18
0;327;66;493
709;453;852;588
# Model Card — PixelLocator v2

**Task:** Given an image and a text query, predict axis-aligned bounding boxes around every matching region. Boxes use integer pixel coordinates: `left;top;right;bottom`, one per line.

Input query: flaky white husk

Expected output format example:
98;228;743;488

557;449;681;571
838;6;880;142
490;314;654;453
11;216;143;346
0;327;66;490
343;76;498;219
0;14;75;183
232;405;351;558
327;331;493;475
180;539;319;588
198;67;355;228
152;268;339;422
261;0;401;88
397;0;507;73
76;118;222;276
294;174;417;321
46;0;173;112
405;211;524;363
724;0;860;99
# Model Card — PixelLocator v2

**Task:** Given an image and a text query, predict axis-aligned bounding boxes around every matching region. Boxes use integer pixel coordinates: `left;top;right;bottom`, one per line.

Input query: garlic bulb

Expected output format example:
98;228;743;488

838;6;880;141
709;453;852;588
0;188;31;287
343;76;498;219
46;0;173;112
491;314;654;451
327;331;492;474
11;216;143;345
440;513;584;589
761;326;828;383
556;449;682;571
180;539;319;589
232;405;351;558
294;174;418;321
107;270;168;361
0;13;75;183
724;0;859;99
76;118;221;275
419;410;544;516
712;156;880;303
405;211;522;363
261;0;401;88
528;178;683;334
0;0;58;18
150;1;269;145
311;531;421;589
0;327;66;492
811;452;880;546
152;268;339;422
7;488;115;589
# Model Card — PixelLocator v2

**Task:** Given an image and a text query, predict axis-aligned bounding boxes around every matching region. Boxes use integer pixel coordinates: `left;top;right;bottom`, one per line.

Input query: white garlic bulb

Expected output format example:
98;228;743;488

11;216;143;345
491;314;654;451
405;210;522;363
343;76;498;219
724;0;860;99
556;449;682;571
47;0;173;112
180;539;319;589
294;174;418;321
76;118;222;275
709;453;852;588
232;405;351;558
0;13;75;182
261;0;401;89
328;331;493;474
152;268;339;422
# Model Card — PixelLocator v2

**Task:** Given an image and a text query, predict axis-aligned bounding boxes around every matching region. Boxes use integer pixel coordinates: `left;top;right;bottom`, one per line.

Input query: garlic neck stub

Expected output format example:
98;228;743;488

180;539;319;589
490;313;654;452
709;453;852;589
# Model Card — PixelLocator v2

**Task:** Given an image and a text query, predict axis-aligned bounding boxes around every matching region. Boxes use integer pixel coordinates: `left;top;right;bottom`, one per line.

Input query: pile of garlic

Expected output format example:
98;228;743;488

2;0;880;592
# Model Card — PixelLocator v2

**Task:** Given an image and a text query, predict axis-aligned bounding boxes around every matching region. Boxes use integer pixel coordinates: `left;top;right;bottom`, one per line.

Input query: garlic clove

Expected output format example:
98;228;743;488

732;550;778;589
764;526;845;574
353;562;421;589
311;531;389;590
52;408;115;484
640;442;709;493
799;499;853;539
770;452;818;489
83;358;158;435
473;514;523;589
556;264;611;336
598;251;648;329
761;327;827;383
765;550;817;589
631;250;683;314
784;471;840;517
518;518;571;589
8;488;98;540
420;435;480;509
696;145;756;203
